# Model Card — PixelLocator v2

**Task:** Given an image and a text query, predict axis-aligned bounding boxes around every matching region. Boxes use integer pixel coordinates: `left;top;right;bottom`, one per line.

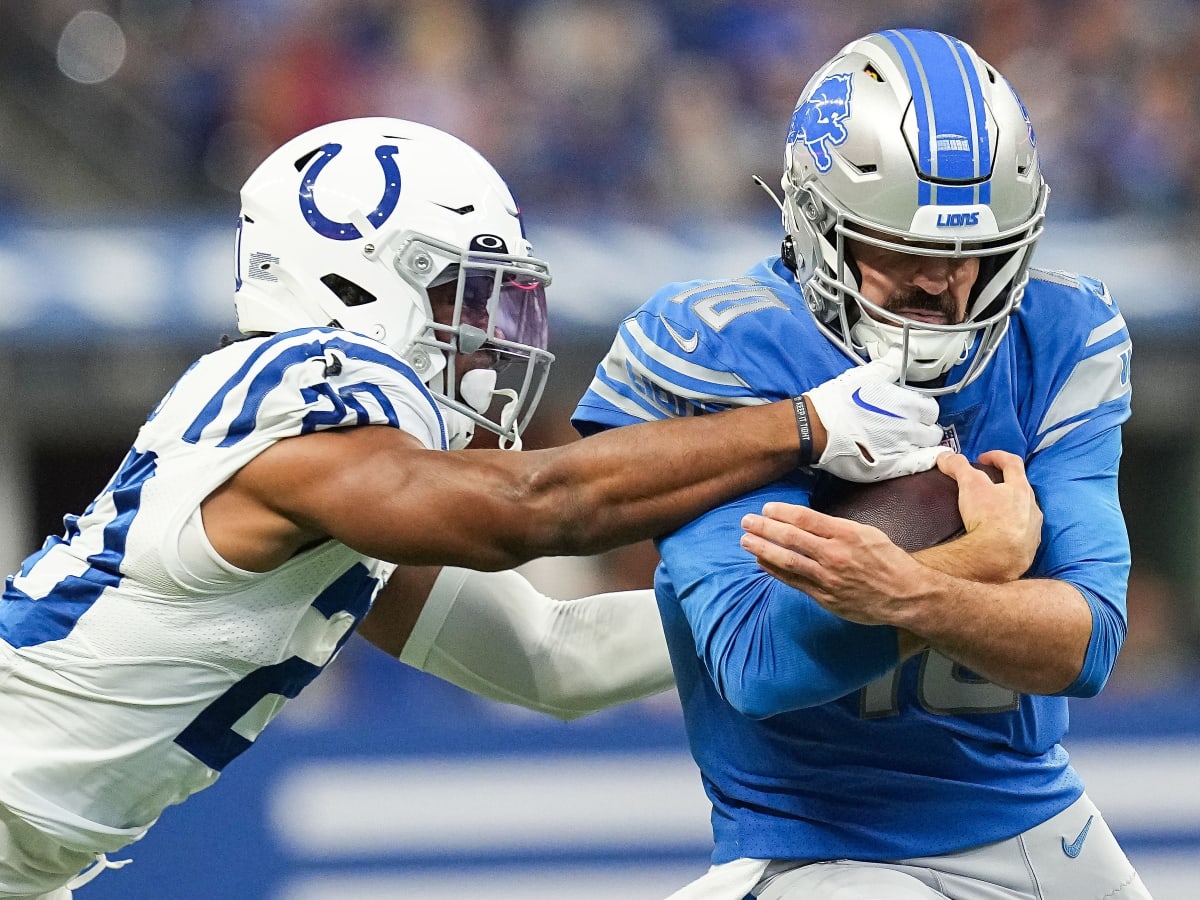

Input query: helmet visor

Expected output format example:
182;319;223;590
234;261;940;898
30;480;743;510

459;269;549;353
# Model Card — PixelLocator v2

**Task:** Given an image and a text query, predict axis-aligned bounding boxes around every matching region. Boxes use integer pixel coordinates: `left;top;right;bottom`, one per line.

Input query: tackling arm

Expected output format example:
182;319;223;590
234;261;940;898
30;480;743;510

203;396;802;573
359;565;673;720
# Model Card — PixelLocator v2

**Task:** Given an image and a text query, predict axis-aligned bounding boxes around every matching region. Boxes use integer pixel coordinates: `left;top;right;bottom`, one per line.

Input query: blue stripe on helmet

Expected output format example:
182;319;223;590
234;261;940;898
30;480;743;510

881;29;991;206
942;32;991;203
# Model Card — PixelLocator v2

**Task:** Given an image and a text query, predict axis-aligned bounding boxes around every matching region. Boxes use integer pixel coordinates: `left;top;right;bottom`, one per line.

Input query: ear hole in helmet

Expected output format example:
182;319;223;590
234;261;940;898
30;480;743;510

864;63;884;82
321;273;377;307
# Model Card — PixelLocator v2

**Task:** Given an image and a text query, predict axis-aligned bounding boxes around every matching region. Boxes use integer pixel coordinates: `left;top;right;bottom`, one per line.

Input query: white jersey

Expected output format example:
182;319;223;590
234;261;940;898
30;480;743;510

0;327;445;859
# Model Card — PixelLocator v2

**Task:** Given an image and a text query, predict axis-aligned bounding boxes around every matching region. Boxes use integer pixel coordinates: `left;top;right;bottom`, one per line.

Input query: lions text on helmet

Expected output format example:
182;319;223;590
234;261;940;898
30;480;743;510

234;117;553;448
781;28;1047;394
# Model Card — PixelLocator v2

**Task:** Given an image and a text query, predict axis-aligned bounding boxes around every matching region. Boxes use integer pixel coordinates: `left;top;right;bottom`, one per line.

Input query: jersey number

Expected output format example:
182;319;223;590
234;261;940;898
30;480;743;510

174;564;375;770
860;650;1019;718
684;279;788;332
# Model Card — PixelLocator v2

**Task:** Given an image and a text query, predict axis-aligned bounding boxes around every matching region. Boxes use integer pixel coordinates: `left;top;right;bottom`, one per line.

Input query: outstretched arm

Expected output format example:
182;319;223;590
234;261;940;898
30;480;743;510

203;398;803;573
358;565;673;720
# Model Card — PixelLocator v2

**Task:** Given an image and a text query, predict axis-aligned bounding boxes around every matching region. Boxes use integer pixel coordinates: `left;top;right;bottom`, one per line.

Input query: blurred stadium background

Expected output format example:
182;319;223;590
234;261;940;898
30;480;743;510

1;1;1198;897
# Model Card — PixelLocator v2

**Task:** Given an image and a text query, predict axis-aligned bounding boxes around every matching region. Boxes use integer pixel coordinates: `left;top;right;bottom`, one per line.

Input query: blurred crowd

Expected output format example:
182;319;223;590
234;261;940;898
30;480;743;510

0;0;1197;694
2;0;1200;223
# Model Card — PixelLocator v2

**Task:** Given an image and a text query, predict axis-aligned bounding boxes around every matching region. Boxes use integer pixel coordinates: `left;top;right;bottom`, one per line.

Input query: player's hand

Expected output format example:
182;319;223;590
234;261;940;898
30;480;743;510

933;450;1042;582
805;353;948;483
739;502;922;628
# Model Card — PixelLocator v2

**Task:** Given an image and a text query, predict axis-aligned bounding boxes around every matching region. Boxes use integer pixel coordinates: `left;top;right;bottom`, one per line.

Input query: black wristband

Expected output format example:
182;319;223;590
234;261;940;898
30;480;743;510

792;395;815;466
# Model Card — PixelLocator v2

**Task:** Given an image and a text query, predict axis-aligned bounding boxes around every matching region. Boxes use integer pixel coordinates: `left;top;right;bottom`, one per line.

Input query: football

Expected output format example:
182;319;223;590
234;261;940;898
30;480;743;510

816;463;1002;552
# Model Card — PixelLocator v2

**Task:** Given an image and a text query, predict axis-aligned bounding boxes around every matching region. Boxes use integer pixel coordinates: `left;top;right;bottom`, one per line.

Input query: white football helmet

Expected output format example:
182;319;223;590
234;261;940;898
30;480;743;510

782;29;1048;394
235;117;553;447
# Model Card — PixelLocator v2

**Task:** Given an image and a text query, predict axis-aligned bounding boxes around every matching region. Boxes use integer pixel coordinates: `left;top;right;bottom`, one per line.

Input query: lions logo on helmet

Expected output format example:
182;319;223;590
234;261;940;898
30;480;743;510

787;73;853;174
781;29;1048;395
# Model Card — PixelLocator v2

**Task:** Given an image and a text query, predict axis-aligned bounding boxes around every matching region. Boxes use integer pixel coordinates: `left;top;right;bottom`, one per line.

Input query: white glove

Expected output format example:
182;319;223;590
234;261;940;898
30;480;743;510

805;351;949;483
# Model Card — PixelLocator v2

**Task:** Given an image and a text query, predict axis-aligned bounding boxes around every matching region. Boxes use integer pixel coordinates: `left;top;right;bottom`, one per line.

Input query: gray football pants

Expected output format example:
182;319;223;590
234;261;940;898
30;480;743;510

670;793;1153;900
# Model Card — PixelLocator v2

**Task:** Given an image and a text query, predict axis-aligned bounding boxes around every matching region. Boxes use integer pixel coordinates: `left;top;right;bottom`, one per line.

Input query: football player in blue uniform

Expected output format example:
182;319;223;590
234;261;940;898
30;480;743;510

0;116;955;900
573;29;1150;900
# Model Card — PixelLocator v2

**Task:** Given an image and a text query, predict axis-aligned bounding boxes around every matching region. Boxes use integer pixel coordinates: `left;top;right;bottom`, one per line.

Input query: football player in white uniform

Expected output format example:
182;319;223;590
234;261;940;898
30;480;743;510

0;116;966;900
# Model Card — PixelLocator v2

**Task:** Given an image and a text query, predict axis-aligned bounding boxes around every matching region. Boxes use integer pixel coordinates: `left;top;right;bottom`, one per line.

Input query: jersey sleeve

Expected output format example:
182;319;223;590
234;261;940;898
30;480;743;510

1021;273;1133;697
656;476;903;719
170;328;448;452
572;273;818;436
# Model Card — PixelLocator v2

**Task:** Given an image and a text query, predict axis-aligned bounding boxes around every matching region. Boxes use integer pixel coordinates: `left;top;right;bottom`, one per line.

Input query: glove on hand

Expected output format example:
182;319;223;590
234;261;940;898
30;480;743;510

806;351;949;483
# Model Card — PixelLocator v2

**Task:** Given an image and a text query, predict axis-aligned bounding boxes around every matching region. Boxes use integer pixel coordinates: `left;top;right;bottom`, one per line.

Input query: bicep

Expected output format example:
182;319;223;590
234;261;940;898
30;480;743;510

233;426;532;569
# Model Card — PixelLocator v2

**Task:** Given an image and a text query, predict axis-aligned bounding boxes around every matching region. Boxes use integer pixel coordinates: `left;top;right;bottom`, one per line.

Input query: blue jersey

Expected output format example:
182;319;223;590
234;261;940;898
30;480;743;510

572;257;1132;863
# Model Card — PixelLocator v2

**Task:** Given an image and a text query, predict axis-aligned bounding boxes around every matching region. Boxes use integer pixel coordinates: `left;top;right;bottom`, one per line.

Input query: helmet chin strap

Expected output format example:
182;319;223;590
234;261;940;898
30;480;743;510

850;317;972;384
460;368;523;450
442;408;476;450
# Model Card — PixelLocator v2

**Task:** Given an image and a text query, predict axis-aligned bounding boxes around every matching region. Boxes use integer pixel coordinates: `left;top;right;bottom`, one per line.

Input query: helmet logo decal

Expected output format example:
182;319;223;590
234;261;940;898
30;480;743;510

299;142;402;241
787;73;853;174
1011;86;1037;149
470;234;508;253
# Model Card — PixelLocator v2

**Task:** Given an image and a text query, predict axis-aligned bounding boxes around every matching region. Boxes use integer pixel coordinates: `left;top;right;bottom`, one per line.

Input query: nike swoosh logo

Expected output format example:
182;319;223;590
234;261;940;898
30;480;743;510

660;318;699;354
1061;815;1094;859
851;387;903;418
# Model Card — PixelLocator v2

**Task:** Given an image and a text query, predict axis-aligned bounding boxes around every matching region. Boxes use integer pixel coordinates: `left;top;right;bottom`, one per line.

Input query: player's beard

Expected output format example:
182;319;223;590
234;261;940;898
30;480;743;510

883;287;962;325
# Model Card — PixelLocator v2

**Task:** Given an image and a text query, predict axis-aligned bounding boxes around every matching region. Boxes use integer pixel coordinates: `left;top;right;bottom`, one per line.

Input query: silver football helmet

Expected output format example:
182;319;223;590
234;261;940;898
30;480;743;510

782;29;1048;393
235;117;553;448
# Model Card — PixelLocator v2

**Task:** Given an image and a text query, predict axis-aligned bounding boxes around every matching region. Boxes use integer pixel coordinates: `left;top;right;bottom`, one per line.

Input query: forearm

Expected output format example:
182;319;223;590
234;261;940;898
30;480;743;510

420;400;802;570
896;530;1037;657
711;597;902;717
394;568;674;720
292;402;800;572
893;570;1092;694
516;401;801;557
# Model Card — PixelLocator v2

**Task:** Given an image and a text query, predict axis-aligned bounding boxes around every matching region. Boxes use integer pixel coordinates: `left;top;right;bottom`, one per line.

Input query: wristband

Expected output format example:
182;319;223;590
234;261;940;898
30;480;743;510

792;395;815;466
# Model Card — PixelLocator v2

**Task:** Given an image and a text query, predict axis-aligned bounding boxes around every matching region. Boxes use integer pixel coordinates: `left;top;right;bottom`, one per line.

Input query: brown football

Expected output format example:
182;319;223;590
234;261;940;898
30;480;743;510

816;463;1002;553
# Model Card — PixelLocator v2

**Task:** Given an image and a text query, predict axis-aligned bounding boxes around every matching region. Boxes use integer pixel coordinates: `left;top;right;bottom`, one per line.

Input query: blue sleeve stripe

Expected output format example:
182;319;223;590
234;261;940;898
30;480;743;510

183;330;443;449
1085;312;1128;347
1034;393;1131;454
621;320;755;400
1036;338;1131;439
0;449;158;648
581;373;663;423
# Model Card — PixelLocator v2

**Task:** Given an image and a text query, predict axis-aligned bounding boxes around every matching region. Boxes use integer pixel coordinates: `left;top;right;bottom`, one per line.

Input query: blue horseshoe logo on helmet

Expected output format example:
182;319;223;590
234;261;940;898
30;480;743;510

299;142;402;240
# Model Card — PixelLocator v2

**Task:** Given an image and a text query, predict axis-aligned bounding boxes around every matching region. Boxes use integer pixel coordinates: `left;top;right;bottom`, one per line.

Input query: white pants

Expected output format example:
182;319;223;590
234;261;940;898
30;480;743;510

669;793;1152;900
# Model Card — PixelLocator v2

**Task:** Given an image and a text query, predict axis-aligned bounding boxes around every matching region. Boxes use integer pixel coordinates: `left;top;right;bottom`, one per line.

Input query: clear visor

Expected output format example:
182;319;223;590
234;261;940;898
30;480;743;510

450;267;550;352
